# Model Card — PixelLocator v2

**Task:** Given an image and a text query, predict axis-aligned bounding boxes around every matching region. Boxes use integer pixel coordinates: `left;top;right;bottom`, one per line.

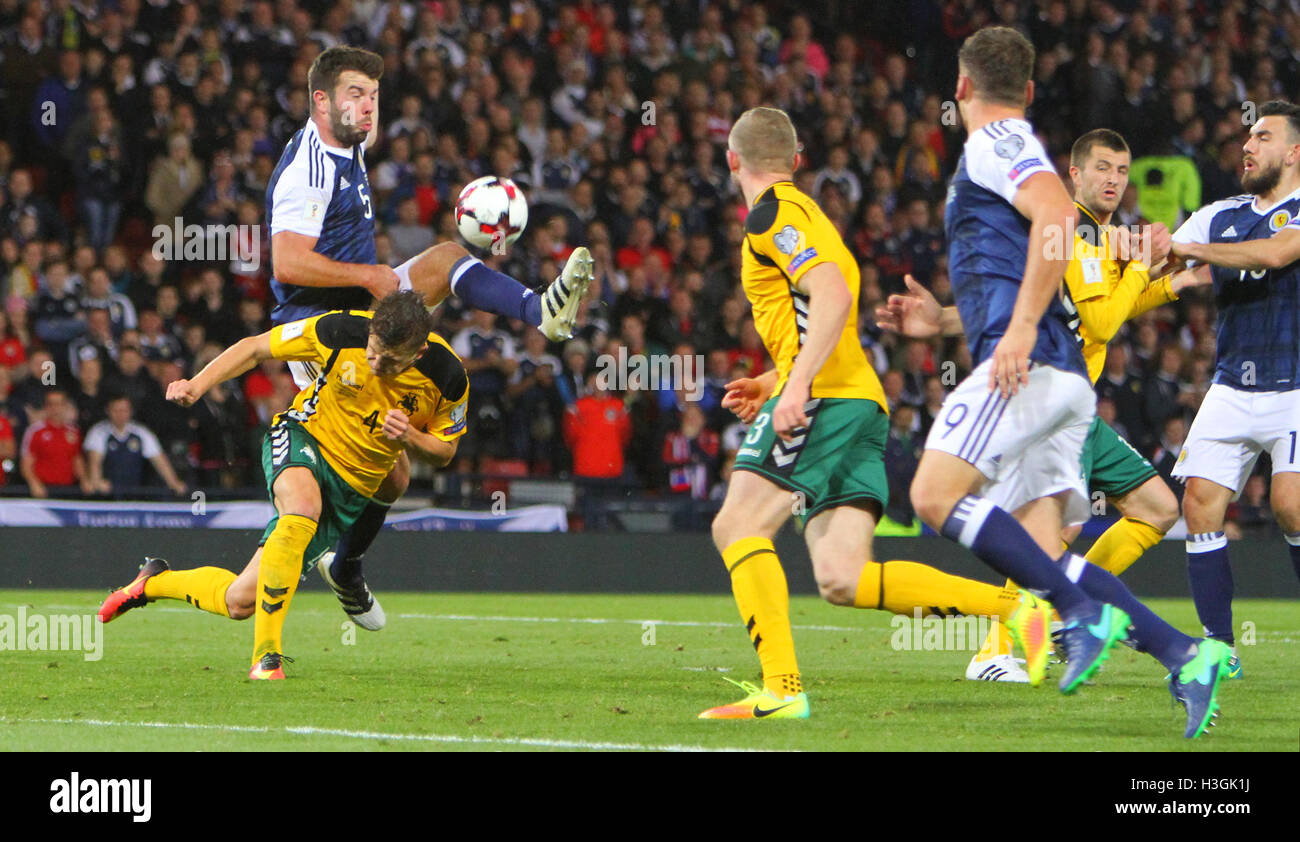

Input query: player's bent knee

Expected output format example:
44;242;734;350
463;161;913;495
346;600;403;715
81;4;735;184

816;575;857;606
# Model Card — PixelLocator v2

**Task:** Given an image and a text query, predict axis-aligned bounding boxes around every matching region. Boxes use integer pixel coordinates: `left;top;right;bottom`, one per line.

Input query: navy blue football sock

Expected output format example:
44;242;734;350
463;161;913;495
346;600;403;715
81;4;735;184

331;500;392;581
1186;531;1233;644
1058;552;1197;672
1287;533;1300;585
940;495;1093;620
450;255;542;325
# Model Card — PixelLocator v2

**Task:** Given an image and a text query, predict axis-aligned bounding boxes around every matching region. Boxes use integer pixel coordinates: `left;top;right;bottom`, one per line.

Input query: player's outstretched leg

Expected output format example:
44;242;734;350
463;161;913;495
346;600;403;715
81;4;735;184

397;242;594;341
804;504;1042;683
98;558;249;622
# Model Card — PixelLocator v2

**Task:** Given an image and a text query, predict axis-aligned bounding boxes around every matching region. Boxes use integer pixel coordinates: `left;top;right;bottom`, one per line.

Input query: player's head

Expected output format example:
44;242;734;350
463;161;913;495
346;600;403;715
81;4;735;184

367;291;431;377
106;393;133;427
1242;100;1300;196
1069;129;1131;217
308;46;383;147
727;107;801;180
955;26;1035;116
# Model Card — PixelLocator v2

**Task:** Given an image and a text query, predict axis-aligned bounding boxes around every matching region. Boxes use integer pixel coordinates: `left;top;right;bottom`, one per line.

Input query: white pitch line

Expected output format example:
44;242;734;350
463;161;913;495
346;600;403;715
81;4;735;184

396;613;866;633
1;717;785;753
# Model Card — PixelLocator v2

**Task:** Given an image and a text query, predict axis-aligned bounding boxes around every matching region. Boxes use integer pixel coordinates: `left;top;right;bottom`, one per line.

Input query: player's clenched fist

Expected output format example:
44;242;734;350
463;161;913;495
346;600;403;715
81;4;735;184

381;408;411;440
166;379;202;407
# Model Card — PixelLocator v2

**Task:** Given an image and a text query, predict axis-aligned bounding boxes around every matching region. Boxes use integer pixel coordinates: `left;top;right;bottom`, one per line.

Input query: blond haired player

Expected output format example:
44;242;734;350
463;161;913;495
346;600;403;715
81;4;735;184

698;107;1051;720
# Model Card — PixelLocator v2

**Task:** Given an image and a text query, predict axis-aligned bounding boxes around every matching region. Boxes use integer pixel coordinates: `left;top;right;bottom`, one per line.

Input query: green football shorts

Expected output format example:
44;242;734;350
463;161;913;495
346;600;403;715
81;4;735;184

259;419;372;575
732;395;889;521
1082;416;1158;499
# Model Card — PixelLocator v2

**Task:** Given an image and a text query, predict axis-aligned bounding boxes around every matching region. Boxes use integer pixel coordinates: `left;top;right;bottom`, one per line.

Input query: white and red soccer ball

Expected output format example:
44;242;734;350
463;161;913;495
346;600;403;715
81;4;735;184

454;175;529;251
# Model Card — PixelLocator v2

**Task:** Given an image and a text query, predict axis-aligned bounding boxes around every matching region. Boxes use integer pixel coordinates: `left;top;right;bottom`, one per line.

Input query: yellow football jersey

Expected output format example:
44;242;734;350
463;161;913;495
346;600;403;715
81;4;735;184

268;311;469;496
1065;202;1177;384
740;181;886;409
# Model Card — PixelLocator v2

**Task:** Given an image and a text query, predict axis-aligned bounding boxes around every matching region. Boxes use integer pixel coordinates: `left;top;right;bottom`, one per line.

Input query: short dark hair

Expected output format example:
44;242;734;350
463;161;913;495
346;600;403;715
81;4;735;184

370;291;432;350
308;46;384;101
1257;100;1300;142
958;26;1035;107
1071;129;1130;167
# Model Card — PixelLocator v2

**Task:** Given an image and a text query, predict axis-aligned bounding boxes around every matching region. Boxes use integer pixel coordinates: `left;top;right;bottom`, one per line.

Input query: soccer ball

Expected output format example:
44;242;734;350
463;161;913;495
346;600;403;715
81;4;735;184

455;176;529;251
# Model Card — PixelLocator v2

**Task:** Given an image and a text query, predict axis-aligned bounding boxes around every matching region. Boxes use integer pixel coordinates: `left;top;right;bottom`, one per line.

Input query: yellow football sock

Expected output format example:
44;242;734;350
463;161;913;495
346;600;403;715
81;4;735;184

854;560;1021;620
252;514;316;665
722;536;800;697
1086;516;1165;577
143;568;235;618
973;577;1024;660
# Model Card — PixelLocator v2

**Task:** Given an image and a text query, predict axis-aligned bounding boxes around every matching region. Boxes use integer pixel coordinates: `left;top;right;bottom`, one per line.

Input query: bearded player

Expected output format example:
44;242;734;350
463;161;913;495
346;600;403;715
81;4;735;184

266;47;592;632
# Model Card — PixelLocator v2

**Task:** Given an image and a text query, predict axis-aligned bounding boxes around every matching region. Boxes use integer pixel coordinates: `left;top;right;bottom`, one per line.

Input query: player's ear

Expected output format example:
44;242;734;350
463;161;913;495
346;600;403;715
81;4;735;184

1023;79;1035;108
726;148;740;173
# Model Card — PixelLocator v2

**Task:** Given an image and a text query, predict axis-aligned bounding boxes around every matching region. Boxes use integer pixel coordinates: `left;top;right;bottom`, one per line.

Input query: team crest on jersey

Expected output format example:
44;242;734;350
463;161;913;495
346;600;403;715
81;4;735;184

994;134;1025;159
773;225;801;255
1270;210;1291;231
1176;448;1188;464
399;394;420;416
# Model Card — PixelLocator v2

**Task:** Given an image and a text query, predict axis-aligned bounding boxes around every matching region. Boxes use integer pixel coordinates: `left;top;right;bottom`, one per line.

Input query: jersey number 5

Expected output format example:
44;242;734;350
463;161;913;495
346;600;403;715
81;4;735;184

357;183;373;220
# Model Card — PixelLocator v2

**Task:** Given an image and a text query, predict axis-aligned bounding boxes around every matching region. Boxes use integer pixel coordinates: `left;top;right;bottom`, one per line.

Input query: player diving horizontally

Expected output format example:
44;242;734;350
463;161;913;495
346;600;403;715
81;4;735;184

1167;100;1300;678
697;104;1056;721
264;46;592;632
880;128;1214;683
895;26;1228;737
98;292;467;679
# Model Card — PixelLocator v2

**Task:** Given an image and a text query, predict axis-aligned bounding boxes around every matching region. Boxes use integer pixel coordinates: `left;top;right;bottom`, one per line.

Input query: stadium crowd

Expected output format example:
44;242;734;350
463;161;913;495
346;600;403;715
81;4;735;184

0;0;1287;535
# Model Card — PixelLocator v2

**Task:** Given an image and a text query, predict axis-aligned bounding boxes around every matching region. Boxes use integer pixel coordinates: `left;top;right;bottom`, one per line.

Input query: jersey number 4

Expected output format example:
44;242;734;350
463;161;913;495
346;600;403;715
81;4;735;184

362;410;381;433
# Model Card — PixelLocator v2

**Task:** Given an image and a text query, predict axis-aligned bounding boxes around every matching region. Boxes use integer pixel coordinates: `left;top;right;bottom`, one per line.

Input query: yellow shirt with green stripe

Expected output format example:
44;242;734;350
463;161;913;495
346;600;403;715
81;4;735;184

741;180;887;410
268;310;469;496
1065;202;1179;384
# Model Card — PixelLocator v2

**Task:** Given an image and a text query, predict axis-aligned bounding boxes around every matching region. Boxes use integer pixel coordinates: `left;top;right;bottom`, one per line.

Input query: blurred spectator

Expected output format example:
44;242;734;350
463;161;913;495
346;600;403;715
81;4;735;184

73;355;108;431
83;394;187;496
884;402;921;526
1152;415;1188;503
506;327;565;468
20;389;86;498
564;371;631;480
663;403;719;499
81;266;138;335
68;308;118;379
388;196;435;264
144;133;204;225
74;108;125;250
0;404;13;485
452;310;518;464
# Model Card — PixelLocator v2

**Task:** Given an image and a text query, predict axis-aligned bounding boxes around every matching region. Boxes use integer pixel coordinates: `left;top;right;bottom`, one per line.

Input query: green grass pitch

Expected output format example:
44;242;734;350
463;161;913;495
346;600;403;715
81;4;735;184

1;591;1296;751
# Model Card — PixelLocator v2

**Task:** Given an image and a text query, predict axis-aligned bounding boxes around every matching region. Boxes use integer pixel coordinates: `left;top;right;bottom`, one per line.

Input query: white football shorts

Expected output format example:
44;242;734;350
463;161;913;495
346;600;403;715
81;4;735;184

1172;382;1300;496
924;358;1096;526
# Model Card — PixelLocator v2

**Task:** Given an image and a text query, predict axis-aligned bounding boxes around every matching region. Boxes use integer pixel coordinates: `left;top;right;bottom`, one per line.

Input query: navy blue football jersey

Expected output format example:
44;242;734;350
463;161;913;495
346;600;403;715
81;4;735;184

267;120;377;324
945;118;1088;380
1173;190;1300;391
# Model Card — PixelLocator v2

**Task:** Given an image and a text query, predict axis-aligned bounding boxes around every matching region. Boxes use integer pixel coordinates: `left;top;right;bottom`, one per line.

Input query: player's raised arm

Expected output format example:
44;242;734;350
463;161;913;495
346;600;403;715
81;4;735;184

875;274;964;338
993;170;1077;395
1173;225;1300;271
167;331;275;406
